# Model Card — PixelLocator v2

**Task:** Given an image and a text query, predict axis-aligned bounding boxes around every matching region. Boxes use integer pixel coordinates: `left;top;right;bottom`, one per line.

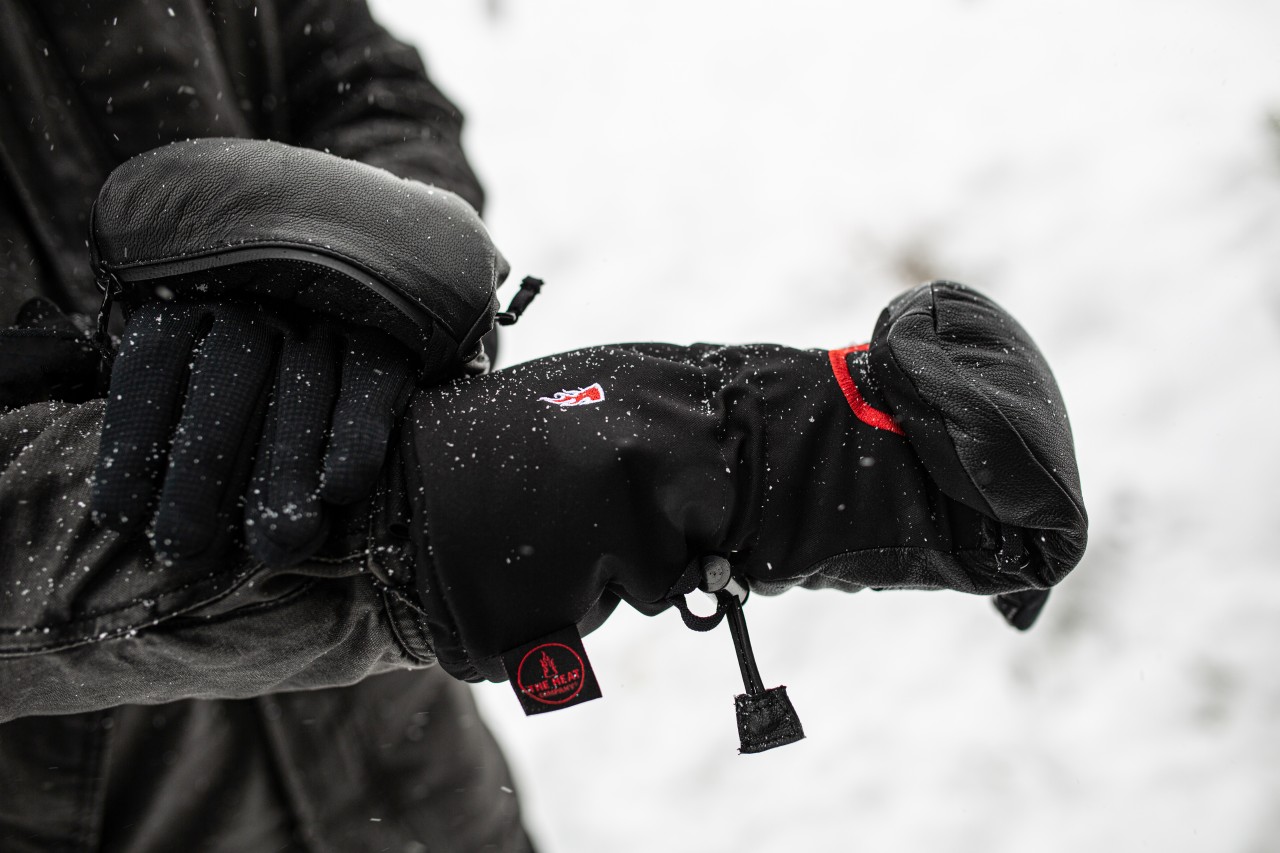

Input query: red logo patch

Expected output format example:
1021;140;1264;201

538;383;605;407
516;642;587;706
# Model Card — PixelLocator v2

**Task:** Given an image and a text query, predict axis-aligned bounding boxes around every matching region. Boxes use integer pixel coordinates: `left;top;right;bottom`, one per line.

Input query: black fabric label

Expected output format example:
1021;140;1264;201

502;625;602;715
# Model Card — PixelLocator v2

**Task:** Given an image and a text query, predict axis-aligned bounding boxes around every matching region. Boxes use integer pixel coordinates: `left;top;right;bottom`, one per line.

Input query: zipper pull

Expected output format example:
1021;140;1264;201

95;273;123;341
92;272;124;384
700;556;805;754
495;276;544;326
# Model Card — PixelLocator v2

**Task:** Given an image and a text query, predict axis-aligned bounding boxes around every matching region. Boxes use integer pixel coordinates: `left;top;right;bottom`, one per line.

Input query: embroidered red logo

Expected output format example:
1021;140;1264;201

538;383;605;407
515;642;587;706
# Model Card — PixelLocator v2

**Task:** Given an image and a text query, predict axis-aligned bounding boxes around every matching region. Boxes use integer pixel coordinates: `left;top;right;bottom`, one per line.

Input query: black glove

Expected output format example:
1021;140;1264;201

397;281;1087;685
88;138;513;565
92;299;413;566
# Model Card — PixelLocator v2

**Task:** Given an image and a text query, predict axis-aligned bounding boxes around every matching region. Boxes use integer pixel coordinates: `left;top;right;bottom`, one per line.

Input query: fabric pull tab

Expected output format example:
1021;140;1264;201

496;276;544;326
735;688;805;754
501;625;602;716
717;586;805;754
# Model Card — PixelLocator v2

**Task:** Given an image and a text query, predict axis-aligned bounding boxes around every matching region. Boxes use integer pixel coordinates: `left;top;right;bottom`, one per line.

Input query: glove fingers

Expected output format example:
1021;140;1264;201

92;302;203;533
868;280;1087;582
319;329;414;506
152;306;279;564
245;326;340;566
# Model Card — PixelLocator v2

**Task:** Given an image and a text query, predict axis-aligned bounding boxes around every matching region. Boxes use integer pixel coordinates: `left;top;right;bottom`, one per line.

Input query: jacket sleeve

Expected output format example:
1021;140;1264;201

277;0;487;212
0;398;434;723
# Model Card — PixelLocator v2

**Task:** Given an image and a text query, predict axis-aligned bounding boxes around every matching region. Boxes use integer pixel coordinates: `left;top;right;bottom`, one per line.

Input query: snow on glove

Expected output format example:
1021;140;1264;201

399;281;1087;691
93;299;414;566
89;138;511;566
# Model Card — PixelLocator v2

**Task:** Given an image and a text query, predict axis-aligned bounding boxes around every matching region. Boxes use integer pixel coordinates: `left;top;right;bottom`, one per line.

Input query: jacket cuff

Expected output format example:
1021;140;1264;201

364;441;440;668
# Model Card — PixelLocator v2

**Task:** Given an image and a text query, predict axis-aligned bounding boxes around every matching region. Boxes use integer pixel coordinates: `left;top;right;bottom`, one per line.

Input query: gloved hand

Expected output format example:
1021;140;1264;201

88;138;514;565
93;299;413;566
396;281;1087;684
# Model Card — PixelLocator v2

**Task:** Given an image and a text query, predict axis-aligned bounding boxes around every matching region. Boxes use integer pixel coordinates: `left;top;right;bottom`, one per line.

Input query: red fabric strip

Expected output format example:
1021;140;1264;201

827;345;905;436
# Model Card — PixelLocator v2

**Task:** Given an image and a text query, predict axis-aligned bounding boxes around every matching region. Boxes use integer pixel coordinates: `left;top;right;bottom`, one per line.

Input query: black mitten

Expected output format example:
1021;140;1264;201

401;281;1086;686
90;138;510;376
93;299;413;566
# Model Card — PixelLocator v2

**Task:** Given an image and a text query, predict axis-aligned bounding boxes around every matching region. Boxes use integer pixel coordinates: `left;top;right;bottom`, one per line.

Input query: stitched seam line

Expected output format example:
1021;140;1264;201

379;587;434;664
104;244;461;350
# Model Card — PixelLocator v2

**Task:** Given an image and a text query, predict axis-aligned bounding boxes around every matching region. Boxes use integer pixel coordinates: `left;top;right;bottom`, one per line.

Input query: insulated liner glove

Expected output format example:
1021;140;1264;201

95;298;414;566
402;281;1086;686
88;138;511;566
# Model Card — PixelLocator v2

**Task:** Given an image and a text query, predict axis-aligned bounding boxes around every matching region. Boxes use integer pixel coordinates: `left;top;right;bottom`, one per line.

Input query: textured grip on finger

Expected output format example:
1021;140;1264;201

92;302;203;533
244;326;340;566
151;306;278;563
319;329;414;506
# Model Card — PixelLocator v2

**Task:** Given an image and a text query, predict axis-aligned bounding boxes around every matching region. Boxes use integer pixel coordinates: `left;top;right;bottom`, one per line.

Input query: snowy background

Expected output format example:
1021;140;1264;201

370;2;1280;851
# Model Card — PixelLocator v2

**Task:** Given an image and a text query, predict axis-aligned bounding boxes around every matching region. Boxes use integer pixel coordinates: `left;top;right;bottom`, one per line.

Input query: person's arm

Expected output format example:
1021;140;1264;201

0;396;432;724
2;281;1086;729
278;0;486;211
0;3;497;722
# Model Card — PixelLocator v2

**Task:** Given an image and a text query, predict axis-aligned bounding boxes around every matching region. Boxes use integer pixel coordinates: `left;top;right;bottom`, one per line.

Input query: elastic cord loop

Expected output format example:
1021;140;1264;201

669;594;729;632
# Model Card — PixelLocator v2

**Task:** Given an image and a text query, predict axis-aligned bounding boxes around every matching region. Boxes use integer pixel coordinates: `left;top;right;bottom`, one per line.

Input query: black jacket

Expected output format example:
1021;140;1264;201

0;2;531;850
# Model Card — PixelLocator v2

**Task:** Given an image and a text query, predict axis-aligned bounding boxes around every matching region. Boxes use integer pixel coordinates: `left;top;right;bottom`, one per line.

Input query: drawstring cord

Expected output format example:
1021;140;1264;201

667;555;805;754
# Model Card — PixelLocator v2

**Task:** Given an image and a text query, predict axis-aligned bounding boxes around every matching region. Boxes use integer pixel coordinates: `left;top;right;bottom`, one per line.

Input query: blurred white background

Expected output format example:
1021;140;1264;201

371;2;1280;851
